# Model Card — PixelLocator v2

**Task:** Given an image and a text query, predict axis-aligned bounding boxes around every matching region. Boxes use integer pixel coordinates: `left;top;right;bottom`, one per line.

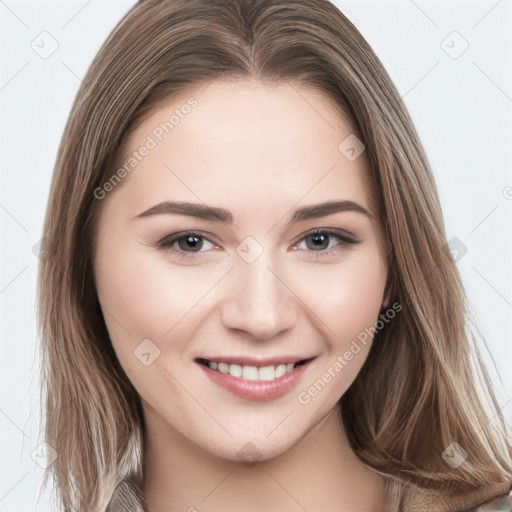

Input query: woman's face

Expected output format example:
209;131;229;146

93;79;388;461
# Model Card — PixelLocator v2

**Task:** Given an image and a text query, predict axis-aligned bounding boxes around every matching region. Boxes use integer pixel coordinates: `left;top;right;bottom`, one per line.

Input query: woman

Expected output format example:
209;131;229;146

37;0;512;510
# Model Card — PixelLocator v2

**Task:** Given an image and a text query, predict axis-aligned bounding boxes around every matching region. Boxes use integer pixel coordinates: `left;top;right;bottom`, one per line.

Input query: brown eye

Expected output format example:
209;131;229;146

295;229;359;255
177;235;203;252
305;232;331;251
157;231;217;256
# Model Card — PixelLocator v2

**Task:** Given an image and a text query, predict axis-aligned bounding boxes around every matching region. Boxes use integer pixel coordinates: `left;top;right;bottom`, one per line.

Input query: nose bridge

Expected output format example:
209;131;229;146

220;248;297;340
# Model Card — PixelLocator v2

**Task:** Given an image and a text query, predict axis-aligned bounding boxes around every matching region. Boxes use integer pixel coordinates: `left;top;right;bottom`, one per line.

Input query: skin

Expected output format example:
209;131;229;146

93;79;390;512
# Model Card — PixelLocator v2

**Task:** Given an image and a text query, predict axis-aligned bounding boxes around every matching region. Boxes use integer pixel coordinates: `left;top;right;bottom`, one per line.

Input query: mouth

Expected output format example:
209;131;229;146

195;357;312;382
195;356;316;402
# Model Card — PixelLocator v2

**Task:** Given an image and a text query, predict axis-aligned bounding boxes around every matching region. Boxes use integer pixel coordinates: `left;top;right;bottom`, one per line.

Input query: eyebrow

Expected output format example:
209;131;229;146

133;199;374;224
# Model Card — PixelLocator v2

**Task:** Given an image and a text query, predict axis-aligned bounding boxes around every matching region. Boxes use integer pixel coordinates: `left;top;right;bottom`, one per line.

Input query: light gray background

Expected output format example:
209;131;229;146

1;1;511;510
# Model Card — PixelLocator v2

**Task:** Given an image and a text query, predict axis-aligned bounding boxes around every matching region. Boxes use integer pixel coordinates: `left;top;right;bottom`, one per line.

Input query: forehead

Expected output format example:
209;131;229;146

103;79;372;222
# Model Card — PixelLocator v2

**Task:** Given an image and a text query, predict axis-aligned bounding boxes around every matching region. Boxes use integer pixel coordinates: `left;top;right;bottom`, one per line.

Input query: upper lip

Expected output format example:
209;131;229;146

196;355;316;367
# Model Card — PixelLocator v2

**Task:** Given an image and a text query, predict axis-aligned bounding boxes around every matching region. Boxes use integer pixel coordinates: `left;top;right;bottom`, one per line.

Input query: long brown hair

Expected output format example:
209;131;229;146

36;0;512;510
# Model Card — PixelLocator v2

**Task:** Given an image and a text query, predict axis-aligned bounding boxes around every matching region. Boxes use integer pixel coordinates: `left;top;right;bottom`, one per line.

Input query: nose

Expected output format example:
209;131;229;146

220;255;298;341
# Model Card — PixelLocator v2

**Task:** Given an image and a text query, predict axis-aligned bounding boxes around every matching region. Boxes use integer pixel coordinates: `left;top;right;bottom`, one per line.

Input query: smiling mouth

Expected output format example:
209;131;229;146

195;358;311;382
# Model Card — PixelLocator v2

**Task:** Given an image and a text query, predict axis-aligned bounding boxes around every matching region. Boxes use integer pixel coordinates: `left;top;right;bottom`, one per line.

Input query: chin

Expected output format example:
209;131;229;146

190;417;319;466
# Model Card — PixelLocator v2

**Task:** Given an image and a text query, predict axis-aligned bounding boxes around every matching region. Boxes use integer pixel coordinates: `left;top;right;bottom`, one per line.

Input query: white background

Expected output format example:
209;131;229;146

1;1;511;510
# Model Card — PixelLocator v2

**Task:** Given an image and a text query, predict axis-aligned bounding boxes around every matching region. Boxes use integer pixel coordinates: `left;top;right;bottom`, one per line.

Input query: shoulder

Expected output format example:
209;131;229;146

382;477;512;512
465;488;512;511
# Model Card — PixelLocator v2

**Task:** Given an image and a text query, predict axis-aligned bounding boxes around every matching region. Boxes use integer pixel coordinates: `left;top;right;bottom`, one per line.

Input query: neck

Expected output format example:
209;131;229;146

142;405;387;512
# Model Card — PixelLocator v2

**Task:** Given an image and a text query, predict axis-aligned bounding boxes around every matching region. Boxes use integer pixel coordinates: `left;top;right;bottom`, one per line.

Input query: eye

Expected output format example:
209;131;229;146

155;228;359;260
156;231;218;258
292;228;359;259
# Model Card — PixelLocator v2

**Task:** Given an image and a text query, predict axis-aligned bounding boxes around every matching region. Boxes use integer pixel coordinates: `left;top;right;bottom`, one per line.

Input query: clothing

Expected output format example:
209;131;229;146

106;479;145;512
469;490;512;511
384;478;512;512
105;477;512;511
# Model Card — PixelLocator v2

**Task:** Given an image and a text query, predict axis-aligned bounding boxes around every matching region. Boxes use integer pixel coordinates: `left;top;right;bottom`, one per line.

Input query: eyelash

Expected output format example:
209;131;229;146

155;229;359;261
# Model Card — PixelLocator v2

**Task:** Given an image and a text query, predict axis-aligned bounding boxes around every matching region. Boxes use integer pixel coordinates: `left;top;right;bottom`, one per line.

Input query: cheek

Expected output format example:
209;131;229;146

291;248;387;395
95;258;166;339
94;243;226;368
287;259;387;422
299;249;387;342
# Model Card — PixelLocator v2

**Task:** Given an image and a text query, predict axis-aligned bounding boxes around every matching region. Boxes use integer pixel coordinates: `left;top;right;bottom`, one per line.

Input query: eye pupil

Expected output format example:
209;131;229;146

178;235;202;252
307;233;329;251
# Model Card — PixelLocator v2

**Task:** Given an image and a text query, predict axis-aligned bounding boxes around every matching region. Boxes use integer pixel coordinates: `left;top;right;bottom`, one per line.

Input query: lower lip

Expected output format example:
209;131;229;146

197;360;314;402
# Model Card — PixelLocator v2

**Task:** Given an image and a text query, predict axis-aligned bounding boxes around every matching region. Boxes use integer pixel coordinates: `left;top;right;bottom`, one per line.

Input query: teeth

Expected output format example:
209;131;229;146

274;364;286;378
229;364;242;378
218;362;229;374
205;360;300;381
259;366;275;381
